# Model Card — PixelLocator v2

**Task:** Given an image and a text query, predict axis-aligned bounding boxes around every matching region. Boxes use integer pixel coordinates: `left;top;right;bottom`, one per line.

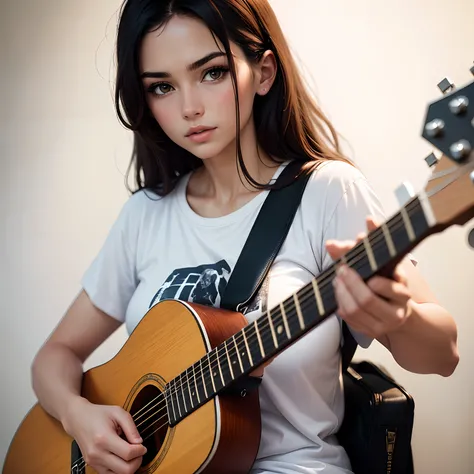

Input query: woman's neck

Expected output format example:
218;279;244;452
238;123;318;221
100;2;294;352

186;118;280;217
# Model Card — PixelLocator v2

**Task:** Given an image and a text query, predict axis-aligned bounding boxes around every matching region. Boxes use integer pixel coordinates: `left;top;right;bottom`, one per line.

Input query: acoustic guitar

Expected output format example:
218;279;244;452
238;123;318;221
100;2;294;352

3;69;474;474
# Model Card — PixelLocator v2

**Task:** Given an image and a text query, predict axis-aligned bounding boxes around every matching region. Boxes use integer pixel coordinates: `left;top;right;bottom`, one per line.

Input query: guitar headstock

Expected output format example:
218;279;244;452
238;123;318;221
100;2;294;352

420;65;474;228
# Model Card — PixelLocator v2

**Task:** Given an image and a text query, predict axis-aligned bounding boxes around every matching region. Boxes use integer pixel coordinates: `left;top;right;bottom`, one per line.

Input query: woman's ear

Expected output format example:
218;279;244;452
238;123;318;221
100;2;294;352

256;50;277;96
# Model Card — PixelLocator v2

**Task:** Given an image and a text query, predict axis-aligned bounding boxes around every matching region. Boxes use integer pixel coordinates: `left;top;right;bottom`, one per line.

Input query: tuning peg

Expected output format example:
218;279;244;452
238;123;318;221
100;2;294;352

437;77;454;94
424;152;439;168
450;140;472;161
449;96;469;115
470;62;474;77
425;118;445;137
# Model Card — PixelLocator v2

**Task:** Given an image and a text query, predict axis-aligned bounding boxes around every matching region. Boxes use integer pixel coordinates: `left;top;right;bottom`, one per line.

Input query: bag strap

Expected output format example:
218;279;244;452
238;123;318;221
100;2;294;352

220;160;358;371
341;318;358;372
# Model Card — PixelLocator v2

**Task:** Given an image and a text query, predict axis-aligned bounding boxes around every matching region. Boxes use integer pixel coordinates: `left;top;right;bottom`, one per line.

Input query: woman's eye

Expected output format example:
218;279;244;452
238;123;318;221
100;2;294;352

203;67;229;82
148;83;173;96
146;67;229;97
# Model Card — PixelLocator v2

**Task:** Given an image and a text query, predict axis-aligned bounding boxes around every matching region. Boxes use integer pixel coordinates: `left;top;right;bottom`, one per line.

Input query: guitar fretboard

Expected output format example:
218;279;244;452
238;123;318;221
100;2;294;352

165;195;431;426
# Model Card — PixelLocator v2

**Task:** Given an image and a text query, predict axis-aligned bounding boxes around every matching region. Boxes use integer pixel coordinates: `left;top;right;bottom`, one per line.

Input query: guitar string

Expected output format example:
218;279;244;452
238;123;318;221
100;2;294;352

74;151;473;471
132;196;421;421
73;198;423;470
138;203;423;443
127;167;473;445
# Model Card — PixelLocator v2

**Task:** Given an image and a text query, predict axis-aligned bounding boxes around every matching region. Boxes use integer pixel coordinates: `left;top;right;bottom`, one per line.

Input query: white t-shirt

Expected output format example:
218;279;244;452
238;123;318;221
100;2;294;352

82;160;385;474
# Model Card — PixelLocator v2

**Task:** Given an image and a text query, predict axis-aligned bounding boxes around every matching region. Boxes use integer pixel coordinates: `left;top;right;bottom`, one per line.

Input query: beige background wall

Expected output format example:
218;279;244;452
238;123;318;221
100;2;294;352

1;0;473;472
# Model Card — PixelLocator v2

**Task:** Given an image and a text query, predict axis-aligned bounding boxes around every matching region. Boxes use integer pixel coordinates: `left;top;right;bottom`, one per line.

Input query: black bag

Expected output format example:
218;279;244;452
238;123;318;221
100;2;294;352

220;160;415;474
338;360;415;474
338;324;415;474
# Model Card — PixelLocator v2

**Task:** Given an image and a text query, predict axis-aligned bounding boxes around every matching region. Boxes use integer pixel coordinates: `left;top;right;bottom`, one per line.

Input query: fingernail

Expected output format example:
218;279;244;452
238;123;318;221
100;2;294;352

336;264;346;276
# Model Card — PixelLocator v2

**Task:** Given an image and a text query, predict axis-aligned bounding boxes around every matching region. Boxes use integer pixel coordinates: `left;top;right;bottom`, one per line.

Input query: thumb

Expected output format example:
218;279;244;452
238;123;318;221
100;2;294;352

113;407;143;445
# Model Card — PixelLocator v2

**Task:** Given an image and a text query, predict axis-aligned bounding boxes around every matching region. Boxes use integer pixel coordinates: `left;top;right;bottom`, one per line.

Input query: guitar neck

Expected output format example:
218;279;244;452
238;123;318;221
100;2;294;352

166;193;437;426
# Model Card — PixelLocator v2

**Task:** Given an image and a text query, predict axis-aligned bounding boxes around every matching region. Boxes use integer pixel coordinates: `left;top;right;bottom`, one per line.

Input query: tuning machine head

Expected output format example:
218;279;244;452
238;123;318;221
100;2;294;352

424;152;439;168
438;77;455;94
422;76;474;163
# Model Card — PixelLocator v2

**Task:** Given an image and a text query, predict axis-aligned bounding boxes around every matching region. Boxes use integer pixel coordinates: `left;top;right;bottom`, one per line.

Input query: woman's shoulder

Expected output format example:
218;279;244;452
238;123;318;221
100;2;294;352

122;180;182;212
308;159;367;187
304;159;370;203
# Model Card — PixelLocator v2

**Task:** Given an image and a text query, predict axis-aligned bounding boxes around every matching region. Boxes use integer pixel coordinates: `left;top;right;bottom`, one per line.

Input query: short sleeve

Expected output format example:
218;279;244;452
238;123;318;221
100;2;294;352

81;192;142;323
319;167;386;349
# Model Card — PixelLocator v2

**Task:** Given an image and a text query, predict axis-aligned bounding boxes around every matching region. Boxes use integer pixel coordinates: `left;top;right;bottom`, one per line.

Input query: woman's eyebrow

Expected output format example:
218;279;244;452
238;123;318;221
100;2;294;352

141;52;227;79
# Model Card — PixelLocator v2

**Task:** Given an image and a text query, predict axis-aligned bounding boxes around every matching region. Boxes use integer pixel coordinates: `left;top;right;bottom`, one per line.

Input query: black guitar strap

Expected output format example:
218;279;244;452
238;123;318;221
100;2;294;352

220;160;357;387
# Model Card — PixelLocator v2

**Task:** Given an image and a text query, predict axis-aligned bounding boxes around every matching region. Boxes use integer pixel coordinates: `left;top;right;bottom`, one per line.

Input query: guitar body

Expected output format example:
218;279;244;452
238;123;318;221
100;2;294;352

3;300;261;474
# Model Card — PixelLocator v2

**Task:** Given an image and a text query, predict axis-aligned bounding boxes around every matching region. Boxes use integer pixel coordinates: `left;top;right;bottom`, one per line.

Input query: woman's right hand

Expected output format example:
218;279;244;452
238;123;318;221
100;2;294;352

62;396;147;474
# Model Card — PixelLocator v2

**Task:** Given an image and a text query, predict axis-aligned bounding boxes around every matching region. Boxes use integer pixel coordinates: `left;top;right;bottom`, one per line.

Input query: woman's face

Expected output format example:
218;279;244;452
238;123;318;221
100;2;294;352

139;15;260;161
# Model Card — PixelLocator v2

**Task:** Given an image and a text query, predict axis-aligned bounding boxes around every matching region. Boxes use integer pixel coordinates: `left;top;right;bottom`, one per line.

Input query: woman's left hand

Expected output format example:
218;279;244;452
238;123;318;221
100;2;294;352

325;216;414;340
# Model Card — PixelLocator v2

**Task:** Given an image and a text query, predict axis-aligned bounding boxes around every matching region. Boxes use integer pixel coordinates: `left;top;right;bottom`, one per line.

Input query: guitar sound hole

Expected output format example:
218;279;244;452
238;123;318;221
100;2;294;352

130;384;169;466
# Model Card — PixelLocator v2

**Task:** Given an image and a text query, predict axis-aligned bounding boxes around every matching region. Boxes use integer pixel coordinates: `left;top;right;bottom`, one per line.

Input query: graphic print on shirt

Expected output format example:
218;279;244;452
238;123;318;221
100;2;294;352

241;276;269;320
149;260;232;308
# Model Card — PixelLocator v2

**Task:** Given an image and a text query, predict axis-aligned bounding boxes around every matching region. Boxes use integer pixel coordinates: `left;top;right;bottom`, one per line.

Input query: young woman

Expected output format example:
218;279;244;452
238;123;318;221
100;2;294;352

31;1;459;473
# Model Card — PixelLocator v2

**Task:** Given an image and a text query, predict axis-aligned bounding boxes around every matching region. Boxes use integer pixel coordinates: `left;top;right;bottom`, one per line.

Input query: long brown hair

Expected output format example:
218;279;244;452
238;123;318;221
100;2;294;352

115;0;352;195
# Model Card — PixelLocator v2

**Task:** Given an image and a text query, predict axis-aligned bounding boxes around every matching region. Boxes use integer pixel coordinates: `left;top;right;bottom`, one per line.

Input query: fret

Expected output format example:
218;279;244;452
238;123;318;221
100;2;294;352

223;340;235;381
254;320;266;358
293;293;305;330
280;302;291;339
282;297;301;336
267;310;278;348
381;223;396;257
242;327;254;366
179;372;191;414
345;243;373;280
215;349;226;388
217;347;233;387
311;279;325;315
166;382;177;424
200;359;209;399
300;281;321;327
191;365;200;405
401;207;416;241
204;354;216;396
232;335;245;374
207;351;218;393
260;314;277;357
369;227;392;273
171;379;179;422
174;378;183;418
227;337;245;379
408;198;430;239
363;236;377;271
318;271;337;316
269;307;289;348
387;199;430;257
185;368;194;409
245;323;263;370
235;331;253;373
388;210;413;256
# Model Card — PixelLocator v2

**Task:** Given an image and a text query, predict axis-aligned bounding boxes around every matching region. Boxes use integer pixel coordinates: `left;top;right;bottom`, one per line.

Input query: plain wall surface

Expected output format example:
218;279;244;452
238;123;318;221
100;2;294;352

1;1;473;472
